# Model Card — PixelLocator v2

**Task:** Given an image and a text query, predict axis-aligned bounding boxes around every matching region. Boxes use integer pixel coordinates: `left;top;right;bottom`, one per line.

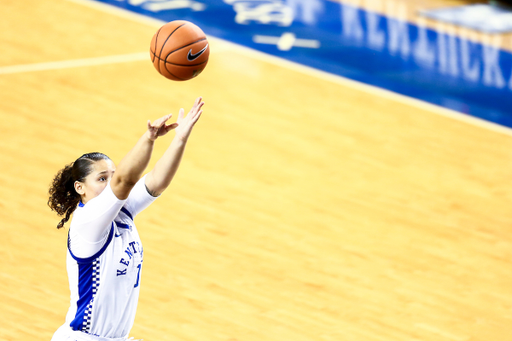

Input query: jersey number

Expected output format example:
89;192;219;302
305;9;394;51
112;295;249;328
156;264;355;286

134;263;142;288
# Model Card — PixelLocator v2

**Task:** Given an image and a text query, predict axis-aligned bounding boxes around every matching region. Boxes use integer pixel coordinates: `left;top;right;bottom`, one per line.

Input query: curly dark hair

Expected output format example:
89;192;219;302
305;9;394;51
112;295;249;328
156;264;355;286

48;152;110;229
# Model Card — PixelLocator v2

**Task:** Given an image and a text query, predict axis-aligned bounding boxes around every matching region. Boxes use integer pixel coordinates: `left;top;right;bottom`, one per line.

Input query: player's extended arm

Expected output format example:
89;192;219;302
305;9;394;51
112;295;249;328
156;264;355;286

111;114;179;200
145;97;204;197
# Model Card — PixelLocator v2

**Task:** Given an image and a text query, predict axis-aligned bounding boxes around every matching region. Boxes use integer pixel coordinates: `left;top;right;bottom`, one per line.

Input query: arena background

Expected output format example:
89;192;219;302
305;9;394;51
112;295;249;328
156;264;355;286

1;1;512;340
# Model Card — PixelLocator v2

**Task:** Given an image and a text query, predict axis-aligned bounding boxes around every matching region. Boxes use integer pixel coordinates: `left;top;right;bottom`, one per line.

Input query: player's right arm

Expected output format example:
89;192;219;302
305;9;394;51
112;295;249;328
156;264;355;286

110;114;178;200
144;97;204;197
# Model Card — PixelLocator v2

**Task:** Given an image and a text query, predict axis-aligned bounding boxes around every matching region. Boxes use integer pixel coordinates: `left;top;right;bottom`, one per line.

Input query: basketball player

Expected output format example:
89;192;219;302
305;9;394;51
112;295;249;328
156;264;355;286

48;97;204;341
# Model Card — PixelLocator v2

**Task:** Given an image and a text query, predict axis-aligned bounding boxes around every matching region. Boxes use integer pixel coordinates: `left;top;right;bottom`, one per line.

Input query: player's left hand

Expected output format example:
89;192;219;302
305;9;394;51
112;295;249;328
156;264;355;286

146;114;179;141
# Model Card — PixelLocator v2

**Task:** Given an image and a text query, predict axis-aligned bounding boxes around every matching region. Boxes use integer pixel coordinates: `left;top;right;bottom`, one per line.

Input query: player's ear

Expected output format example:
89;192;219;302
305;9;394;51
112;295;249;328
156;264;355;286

74;181;85;195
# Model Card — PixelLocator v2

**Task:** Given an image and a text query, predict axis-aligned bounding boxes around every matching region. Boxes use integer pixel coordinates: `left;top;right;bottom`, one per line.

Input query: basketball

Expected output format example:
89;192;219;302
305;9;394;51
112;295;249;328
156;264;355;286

150;20;210;81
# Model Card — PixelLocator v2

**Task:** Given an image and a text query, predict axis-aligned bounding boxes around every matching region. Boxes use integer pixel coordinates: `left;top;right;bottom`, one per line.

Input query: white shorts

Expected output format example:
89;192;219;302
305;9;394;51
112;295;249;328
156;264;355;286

51;325;128;341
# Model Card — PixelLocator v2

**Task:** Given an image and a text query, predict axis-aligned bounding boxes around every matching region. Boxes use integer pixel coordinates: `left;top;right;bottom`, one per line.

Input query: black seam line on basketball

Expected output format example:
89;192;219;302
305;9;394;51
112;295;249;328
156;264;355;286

151;50;158;67
157;23;187;74
165;38;207;60
164;62;186;81
151;54;207;67
154;27;164;72
158;23;188;60
152;27;162;64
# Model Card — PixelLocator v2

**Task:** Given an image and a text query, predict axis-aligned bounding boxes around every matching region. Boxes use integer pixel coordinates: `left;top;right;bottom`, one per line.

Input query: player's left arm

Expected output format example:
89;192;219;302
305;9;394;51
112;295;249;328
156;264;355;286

145;97;204;197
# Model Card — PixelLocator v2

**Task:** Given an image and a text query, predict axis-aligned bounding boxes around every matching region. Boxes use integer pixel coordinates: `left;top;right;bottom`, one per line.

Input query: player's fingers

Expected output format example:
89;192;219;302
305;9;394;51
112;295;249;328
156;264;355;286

178;108;185;121
152;114;172;127
189;102;204;118
190;97;201;112
191;110;202;124
161;113;173;125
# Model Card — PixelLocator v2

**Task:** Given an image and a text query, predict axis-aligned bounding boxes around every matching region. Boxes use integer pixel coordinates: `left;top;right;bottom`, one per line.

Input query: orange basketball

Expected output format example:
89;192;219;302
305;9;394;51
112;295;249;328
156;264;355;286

150;20;210;81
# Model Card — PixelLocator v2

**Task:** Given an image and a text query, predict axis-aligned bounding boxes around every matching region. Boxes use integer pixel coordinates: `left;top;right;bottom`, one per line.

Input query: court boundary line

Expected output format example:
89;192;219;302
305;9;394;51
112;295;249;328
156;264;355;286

0;52;149;75
228;42;512;137
35;0;512;137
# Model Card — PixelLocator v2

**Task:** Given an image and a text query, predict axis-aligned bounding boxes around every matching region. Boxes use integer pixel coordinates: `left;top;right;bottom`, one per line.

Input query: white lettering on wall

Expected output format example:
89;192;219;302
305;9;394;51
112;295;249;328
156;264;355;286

459;33;480;82
413;17;436;68
437;27;459;77
386;1;409;59
342;4;364;42
366;10;385;51
115;0;206;12
341;1;512;91
482;36;506;88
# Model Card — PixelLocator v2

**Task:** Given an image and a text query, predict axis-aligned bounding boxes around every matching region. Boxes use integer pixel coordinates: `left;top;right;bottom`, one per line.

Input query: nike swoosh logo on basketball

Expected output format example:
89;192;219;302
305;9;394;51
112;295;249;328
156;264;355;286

187;44;208;61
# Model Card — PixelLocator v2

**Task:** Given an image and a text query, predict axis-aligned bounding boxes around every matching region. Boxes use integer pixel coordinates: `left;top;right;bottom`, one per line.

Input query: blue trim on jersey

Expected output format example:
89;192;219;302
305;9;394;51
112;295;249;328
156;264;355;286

69;260;96;331
67;225;114;331
115;221;130;229
78;201;84;208
68;223;115;264
121;207;133;221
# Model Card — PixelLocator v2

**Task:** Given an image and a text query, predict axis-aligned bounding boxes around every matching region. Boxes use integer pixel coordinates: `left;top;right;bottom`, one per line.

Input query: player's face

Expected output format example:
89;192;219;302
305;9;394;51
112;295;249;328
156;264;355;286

77;159;116;204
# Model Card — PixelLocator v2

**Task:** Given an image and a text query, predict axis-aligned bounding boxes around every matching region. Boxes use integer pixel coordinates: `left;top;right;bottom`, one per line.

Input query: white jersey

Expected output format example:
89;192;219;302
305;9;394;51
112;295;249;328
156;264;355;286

52;176;157;341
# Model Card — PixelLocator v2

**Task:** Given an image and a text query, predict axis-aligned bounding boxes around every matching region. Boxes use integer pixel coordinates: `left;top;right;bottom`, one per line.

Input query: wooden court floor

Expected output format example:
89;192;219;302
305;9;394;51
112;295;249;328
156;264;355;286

1;0;512;340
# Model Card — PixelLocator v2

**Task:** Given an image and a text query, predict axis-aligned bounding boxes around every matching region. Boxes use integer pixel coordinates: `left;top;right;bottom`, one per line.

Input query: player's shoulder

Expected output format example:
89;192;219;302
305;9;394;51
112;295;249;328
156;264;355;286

69;201;87;225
